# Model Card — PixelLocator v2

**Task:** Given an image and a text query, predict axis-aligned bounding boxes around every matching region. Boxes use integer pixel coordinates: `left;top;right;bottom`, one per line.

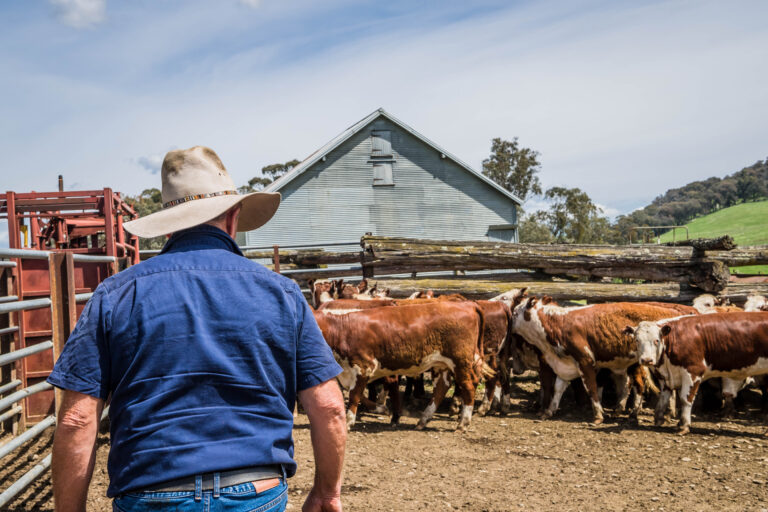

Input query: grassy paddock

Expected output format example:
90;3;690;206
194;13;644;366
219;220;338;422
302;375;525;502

658;200;768;275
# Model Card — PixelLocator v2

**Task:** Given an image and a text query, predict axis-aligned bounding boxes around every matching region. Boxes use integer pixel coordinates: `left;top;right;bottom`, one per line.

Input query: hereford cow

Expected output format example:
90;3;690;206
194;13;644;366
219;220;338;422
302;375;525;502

693;294;743;314
630;312;768;434
314;301;489;431
745;294;768;312
512;297;699;424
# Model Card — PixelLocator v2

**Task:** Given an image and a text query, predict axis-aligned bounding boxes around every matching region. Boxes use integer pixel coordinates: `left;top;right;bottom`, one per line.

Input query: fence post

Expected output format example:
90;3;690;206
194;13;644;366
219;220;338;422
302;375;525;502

49;252;76;421
272;245;280;274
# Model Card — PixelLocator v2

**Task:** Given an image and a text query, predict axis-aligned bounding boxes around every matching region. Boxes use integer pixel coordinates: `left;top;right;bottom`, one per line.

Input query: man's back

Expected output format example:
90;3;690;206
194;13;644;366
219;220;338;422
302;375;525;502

49;225;340;497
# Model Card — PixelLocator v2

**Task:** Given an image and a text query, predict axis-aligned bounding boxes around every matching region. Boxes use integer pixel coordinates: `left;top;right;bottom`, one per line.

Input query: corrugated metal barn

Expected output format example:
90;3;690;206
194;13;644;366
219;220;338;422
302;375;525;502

245;109;522;251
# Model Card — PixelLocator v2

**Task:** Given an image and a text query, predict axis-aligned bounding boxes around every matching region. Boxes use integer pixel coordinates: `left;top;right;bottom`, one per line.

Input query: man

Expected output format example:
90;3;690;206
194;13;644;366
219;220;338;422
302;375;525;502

47;146;346;512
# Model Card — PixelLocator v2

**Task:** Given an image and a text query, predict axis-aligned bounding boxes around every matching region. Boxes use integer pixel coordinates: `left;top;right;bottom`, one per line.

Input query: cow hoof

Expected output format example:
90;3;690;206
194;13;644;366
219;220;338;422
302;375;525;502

374;405;389;415
676;426;690;436
591;417;604;426
538;411;552;420
415;422;426;431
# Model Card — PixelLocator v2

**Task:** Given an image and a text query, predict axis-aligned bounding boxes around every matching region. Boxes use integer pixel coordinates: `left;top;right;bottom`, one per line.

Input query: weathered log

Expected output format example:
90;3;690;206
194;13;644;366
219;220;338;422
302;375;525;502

705;247;768;267
664;235;736;251
242;249;360;266
369;278;768;305
361;236;733;292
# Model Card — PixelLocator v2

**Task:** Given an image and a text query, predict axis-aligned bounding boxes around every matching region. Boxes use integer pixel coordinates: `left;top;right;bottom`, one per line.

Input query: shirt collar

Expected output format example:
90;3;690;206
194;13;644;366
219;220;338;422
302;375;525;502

160;224;244;256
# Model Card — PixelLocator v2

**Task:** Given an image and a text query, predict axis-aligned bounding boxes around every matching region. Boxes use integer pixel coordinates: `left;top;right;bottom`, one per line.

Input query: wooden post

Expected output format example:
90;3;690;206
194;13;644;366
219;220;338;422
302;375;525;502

272;245;280;274
49;253;76;421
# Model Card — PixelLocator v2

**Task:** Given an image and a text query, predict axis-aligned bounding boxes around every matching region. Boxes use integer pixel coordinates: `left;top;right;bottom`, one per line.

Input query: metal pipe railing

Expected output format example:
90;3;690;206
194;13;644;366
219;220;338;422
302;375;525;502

0;381;53;414
0;341;53;368
0;326;19;336
72;254;117;263
0;405;22;423
0;297;52;315
0;415;55;460
0;379;22;395
0;248;51;260
0;260;16;268
0;295;19;304
0;453;52;508
75;292;94;303
0;247;116;263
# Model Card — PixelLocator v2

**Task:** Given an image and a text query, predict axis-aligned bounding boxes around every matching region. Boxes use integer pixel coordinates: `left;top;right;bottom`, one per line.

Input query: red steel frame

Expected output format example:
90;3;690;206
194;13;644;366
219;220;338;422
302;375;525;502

0;188;139;422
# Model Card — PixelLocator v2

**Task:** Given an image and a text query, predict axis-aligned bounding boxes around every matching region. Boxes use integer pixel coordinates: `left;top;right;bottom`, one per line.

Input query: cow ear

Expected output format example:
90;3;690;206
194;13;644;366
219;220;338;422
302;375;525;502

308;279;315;290
660;324;672;336
526;298;537;309
358;279;368;292
520;287;528;297
542;296;553;305
622;325;635;335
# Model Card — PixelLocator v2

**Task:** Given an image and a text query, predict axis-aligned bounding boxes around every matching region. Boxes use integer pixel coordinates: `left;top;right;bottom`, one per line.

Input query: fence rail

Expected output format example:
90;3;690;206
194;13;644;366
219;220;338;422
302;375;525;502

0;247;117;507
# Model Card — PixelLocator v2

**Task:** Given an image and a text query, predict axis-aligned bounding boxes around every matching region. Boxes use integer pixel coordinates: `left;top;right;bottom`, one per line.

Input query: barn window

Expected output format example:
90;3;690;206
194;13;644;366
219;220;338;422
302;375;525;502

371;130;392;157
372;162;393;186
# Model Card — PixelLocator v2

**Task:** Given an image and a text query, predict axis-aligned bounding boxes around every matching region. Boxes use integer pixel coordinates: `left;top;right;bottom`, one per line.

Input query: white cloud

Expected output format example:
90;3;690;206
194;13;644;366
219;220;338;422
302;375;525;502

49;0;105;28
134;152;168;175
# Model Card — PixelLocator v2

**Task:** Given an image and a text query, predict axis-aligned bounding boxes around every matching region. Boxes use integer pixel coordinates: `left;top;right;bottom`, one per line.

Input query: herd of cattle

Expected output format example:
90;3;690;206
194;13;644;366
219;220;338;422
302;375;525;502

306;279;768;436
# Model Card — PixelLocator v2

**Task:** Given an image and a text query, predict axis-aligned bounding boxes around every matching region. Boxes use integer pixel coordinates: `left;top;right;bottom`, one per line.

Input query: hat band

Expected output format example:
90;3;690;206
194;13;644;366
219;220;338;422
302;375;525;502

163;190;239;209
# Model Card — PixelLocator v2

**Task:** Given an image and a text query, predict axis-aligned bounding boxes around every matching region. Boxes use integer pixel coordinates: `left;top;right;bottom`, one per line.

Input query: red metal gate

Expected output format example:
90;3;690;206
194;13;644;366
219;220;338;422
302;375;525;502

0;187;138;423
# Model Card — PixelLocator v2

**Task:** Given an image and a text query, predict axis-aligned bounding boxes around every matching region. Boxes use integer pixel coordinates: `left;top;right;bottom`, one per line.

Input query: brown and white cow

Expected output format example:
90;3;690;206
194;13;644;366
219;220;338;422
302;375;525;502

512;297;698;424
745;294;768;312
693;294;743;314
631;312;768;434
314;301;488;431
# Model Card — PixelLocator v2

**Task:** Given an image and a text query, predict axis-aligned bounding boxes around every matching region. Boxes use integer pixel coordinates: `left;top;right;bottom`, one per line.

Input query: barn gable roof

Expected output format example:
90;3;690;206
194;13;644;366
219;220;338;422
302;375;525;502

265;108;523;205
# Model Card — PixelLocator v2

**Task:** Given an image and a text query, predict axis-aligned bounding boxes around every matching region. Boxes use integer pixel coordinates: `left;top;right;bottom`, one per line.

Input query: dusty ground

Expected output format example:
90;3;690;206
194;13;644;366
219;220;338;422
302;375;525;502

2;376;768;511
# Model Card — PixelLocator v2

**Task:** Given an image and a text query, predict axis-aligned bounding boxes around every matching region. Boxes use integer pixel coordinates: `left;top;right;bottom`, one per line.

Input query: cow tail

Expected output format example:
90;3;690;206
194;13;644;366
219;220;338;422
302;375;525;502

473;304;495;379
642;365;660;396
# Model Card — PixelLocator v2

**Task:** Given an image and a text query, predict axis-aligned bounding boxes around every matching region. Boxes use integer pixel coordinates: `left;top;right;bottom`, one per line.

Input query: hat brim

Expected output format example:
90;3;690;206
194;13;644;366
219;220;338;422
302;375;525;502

123;192;281;238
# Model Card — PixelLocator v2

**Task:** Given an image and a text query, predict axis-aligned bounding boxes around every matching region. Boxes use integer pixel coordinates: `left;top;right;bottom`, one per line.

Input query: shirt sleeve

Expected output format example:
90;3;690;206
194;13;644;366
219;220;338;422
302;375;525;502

47;284;112;401
294;285;342;391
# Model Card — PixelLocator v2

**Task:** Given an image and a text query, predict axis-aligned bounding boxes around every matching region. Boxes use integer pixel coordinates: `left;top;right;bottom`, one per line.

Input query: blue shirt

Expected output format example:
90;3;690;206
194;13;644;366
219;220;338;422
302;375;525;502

47;225;341;497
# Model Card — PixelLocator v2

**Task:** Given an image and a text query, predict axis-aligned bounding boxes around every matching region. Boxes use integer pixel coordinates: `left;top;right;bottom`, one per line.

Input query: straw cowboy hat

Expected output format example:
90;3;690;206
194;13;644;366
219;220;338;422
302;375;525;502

123;146;281;238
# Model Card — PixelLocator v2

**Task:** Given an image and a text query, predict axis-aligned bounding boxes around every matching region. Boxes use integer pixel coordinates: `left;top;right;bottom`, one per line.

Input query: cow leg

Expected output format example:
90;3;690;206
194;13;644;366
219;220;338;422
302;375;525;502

578;363;604;424
346;375;369;430
677;373;702;435
612;371;631;413
455;366;478;431
721;377;743;418
628;365;646;420
417;370;451;430
477;375;498;416
500;376;512;414
384;376;402;424
654;386;673;426
541;376;569;419
413;375;426;399
538;360;556;412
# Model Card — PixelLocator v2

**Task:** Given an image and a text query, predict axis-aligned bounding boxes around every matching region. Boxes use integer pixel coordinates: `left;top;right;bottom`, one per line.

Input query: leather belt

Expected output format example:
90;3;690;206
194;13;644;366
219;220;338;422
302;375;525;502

142;466;283;492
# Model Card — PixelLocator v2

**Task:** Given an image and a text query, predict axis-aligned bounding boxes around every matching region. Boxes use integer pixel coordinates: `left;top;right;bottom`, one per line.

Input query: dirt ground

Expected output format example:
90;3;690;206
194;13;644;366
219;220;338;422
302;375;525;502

3;376;768;511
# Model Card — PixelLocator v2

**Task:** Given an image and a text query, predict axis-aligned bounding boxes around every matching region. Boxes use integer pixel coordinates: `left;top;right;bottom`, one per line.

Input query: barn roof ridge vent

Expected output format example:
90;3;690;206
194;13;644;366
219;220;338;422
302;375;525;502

265;108;523;205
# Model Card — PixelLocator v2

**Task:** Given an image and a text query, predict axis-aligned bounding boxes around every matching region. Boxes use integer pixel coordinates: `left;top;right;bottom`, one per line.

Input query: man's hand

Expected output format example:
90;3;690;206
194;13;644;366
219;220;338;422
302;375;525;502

298;378;346;512
51;390;103;512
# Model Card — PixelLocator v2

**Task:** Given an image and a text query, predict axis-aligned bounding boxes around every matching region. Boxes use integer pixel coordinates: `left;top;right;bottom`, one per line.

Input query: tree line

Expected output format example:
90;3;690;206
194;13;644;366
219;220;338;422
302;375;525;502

481;137;767;244
124;140;766;250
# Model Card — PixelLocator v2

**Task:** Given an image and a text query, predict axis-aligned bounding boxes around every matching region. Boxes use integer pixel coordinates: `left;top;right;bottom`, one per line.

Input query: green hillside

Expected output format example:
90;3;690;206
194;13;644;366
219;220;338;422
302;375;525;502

658;200;768;274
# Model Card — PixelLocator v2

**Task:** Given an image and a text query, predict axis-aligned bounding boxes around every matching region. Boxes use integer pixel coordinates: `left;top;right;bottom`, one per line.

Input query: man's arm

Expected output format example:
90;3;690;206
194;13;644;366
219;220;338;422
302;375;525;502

298;378;347;512
51;390;104;512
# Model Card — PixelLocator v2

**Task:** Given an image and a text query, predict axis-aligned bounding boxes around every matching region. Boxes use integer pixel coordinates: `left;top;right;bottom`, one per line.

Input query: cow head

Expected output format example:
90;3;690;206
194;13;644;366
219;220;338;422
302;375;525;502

356;279;368;294
490;287;529;309
744;294;768;312
310;280;335;308
632;321;670;366
692;294;718;313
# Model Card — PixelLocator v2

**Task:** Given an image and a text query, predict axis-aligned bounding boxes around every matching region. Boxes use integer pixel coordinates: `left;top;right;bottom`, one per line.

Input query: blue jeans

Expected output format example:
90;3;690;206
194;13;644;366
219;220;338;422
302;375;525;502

113;479;288;512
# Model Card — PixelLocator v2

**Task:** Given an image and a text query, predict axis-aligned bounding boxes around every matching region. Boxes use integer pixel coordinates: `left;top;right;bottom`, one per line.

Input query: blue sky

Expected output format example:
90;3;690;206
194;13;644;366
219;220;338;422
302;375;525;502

1;0;767;247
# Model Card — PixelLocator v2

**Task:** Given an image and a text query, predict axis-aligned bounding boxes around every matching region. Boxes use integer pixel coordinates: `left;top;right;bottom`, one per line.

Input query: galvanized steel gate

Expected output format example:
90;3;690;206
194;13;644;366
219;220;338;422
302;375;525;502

0;187;137;506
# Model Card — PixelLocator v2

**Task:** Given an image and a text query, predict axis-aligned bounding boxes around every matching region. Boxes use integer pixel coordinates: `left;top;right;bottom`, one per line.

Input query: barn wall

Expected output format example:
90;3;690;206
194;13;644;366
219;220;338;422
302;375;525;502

245;117;517;250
